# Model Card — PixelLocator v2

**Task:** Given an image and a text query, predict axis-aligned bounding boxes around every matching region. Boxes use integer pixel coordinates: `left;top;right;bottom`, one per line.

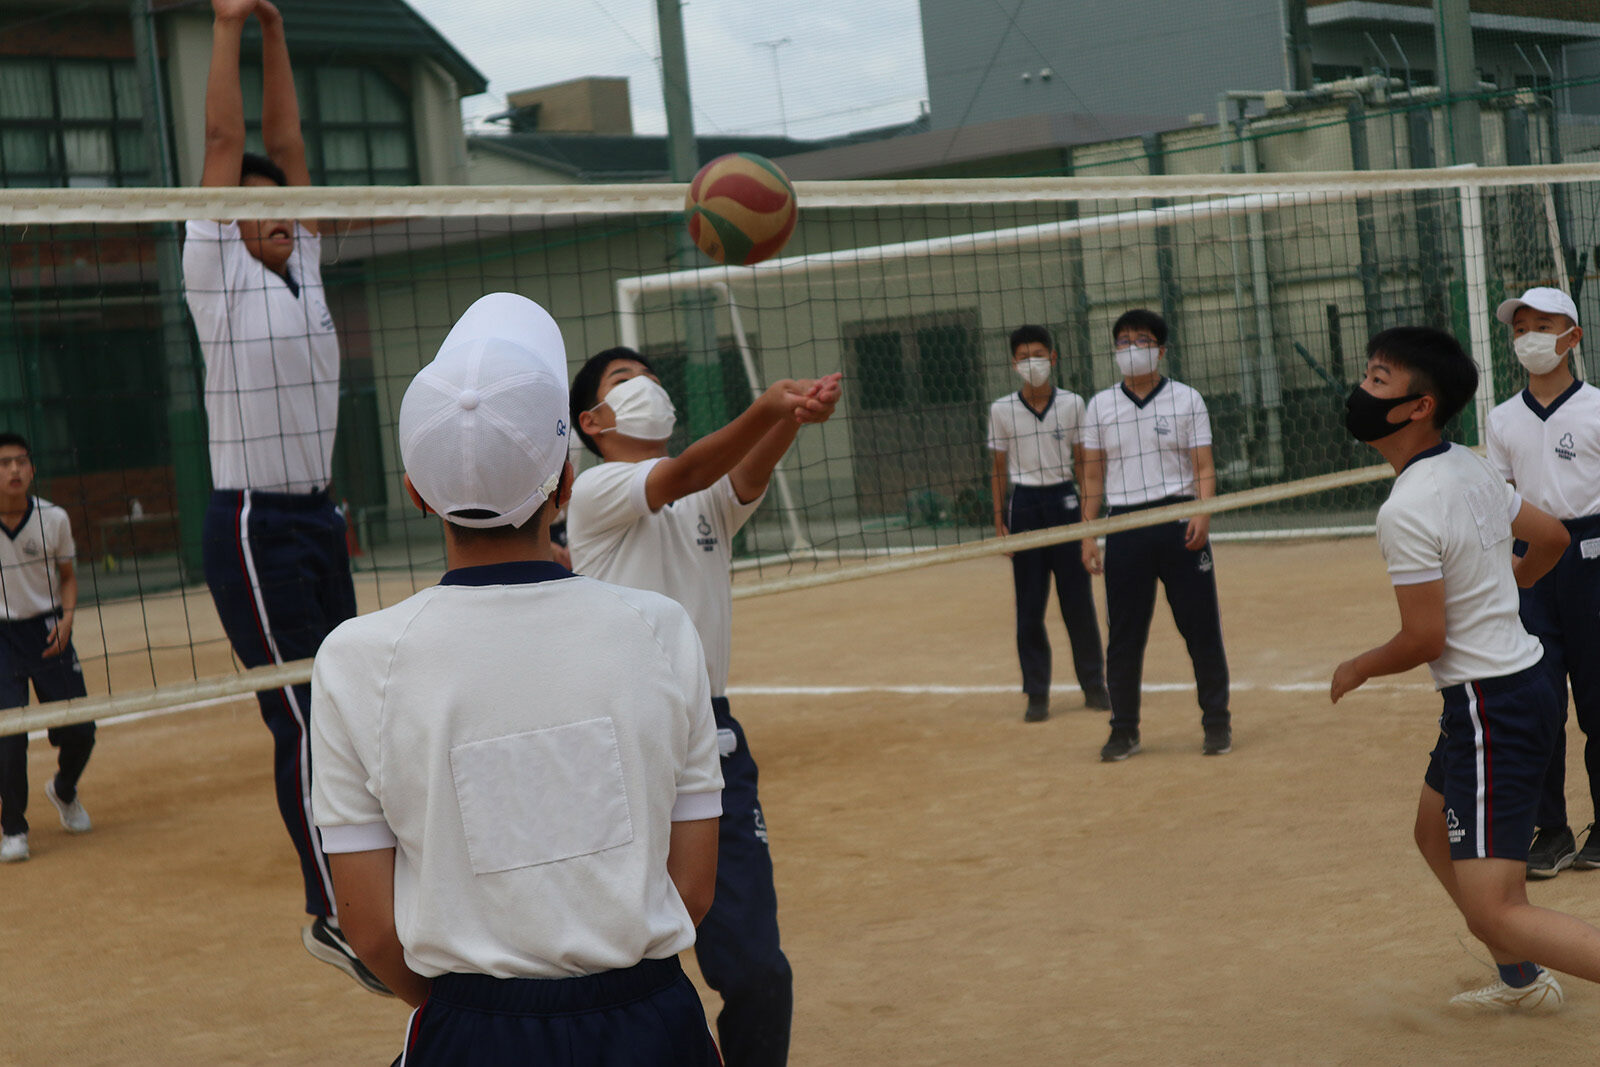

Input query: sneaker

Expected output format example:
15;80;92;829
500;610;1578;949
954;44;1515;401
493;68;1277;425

1024;695;1049;723
1449;969;1564;1014
0;833;28;863
1083;686;1112;711
45;779;91;834
1527;826;1578;880
1202;727;1232;756
1573;824;1600;870
302;917;394;997
1100;728;1140;762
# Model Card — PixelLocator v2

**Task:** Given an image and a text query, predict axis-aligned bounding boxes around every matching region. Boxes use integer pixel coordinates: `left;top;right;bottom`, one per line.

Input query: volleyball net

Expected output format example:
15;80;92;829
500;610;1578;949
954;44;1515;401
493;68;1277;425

0;163;1591;729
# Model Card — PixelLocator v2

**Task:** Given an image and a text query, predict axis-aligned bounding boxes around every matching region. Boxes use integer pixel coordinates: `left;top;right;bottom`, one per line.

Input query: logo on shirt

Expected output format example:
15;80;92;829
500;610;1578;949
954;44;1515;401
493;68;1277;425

1155;415;1172;437
696;513;717;553
1051;427;1066;443
313;299;334;333
1197;548;1213;573
22;539;40;558
1446;807;1464;845
1556;431;1577;462
753;805;770;846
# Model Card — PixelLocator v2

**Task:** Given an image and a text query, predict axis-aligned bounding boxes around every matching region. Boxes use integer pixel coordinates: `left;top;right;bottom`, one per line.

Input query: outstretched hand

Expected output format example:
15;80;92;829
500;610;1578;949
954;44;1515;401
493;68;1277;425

791;372;843;425
212;0;258;20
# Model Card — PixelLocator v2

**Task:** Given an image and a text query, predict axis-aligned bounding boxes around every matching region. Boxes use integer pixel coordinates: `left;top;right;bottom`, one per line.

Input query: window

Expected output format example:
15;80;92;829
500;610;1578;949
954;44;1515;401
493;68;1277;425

0;59;149;188
242;64;416;185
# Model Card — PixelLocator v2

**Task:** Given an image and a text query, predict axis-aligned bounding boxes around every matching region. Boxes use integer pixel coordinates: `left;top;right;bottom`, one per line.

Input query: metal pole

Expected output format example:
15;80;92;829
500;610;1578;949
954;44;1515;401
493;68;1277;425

756;38;791;136
1433;0;1483;165
655;0;722;437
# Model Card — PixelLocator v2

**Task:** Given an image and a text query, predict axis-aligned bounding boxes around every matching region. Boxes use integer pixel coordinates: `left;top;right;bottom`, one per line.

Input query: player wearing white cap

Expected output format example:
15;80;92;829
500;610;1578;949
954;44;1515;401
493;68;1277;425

566;349;840;1067
310;294;724;1064
1486;285;1600;878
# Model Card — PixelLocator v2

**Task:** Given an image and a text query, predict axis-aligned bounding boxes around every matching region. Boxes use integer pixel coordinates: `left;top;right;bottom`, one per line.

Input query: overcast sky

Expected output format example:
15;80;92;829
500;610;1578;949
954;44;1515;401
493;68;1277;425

405;0;929;141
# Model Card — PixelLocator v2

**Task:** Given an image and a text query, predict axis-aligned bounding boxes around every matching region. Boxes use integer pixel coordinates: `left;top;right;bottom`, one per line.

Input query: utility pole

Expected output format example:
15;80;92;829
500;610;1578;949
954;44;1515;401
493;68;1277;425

756;37;792;136
1434;0;1483;165
656;0;723;437
1283;0;1314;91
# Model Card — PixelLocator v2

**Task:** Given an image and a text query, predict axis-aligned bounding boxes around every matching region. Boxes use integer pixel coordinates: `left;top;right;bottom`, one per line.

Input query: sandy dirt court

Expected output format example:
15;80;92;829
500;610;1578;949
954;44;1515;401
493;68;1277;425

5;537;1600;1065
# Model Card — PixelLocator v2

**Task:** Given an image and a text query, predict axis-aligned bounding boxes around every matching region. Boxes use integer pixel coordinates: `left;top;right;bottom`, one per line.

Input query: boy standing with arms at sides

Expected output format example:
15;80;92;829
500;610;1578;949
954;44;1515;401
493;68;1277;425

1330;324;1600;1013
1486;287;1600;879
1078;310;1231;762
567;349;841;1067
0;434;93;864
988;324;1108;722
183;0;371;991
311;294;724;1063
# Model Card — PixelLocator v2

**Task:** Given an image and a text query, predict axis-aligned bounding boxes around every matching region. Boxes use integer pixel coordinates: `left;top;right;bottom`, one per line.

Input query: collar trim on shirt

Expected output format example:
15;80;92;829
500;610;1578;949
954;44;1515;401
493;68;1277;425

1120;378;1168;409
1401;440;1452;474
1519;378;1584;422
1017;389;1057;420
0;497;35;541
440;560;574;587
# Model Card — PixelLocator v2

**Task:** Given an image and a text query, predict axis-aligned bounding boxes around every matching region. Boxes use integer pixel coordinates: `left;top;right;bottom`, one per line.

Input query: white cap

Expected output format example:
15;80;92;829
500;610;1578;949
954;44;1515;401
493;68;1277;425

399;293;569;529
1496;286;1579;327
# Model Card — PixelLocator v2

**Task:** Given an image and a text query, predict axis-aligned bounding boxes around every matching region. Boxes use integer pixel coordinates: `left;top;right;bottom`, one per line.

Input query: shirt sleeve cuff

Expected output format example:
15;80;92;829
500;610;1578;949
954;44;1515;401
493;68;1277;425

631;457;665;515
318;821;399;853
1508;491;1523;522
1390;567;1444;586
671;789;723;822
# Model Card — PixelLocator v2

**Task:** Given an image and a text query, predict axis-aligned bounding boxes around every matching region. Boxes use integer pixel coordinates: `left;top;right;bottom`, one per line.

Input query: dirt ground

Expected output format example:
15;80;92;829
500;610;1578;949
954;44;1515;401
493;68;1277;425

5;538;1600;1065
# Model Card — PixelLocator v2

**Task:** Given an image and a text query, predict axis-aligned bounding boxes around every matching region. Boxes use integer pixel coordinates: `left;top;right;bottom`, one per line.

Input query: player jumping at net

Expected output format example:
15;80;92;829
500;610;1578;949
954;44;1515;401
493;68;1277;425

310;294;723;1064
1078;309;1232;761
0;434;93;865
988;325;1109;722
1486;286;1600;880
567;349;841;1067
1331;324;1600;1013
182;0;378;994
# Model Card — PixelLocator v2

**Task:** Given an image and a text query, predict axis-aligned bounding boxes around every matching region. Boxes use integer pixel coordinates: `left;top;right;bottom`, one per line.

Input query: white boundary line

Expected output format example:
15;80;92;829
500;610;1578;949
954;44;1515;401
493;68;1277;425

30;678;1432;740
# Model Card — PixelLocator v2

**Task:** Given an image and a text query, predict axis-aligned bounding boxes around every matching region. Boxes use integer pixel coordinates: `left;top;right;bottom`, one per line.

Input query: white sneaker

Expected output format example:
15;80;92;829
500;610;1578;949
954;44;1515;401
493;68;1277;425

1449;969;1564;1014
44;779;91;834
0;833;28;863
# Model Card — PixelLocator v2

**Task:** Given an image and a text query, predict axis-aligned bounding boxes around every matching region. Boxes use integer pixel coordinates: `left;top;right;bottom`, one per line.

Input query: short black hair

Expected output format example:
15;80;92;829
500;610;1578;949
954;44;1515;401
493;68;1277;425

0;432;31;455
1366;326;1478;428
1009;324;1055;354
570;346;656;456
240;152;288;187
1111;309;1168;346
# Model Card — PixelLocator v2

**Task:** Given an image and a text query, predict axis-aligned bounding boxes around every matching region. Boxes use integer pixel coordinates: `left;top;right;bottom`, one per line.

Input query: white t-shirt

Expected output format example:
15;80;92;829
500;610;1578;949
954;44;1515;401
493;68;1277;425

0;497;74;620
1081;379;1212;507
567;459;763;697
310;561;723;980
986;389;1085;486
182;219;340;494
1486;381;1600;520
1376;443;1543;688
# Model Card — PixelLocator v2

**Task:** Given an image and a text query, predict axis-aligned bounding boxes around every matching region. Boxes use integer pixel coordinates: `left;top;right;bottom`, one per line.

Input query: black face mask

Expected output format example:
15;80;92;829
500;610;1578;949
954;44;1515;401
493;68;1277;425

1344;384;1423;442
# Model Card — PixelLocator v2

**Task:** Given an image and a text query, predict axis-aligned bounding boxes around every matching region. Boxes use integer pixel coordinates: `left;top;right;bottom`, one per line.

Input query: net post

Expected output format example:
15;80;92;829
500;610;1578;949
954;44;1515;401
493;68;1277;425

1457;181;1494;447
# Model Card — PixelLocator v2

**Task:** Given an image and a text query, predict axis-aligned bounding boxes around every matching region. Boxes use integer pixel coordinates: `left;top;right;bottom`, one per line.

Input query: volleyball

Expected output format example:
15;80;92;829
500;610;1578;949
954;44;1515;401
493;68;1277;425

684;153;799;266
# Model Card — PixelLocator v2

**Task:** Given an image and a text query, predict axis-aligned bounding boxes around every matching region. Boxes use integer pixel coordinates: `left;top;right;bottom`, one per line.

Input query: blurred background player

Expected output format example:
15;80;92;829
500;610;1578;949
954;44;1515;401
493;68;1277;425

987;324;1108;722
1079;310;1231;761
182;0;374;992
568;349;840;1067
311;295;722;1064
1486;286;1600;879
1330;325;1600;1013
0;434;93;864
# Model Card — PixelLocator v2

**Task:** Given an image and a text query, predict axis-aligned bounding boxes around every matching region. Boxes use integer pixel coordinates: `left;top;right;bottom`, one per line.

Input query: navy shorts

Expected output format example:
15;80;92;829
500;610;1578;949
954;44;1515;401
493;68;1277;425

397;955;719;1066
1424;659;1562;861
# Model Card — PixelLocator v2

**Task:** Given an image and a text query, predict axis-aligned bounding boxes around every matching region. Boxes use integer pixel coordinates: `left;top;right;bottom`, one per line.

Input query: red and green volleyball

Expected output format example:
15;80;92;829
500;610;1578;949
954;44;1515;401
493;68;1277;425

684;153;799;266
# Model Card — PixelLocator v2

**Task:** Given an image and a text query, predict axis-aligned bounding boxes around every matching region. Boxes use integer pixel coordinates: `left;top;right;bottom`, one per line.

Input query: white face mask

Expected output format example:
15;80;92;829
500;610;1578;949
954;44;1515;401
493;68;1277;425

1513;328;1575;375
1014;356;1052;388
1114;345;1161;378
595;375;677;441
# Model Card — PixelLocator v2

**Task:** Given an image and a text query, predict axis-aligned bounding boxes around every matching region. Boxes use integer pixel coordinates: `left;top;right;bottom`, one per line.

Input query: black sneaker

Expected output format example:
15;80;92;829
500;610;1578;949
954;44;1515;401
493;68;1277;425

1083;686;1112;711
1527;826;1578;879
1023;695;1049;723
303;916;395;996
1100;728;1140;762
1202;727;1232;756
1574;824;1600;870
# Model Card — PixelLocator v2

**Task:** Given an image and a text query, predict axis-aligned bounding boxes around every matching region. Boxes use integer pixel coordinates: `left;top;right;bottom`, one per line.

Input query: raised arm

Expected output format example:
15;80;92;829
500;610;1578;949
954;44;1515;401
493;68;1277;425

254;0;313;192
644;378;816;512
728;373;841;504
199;0;257;188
